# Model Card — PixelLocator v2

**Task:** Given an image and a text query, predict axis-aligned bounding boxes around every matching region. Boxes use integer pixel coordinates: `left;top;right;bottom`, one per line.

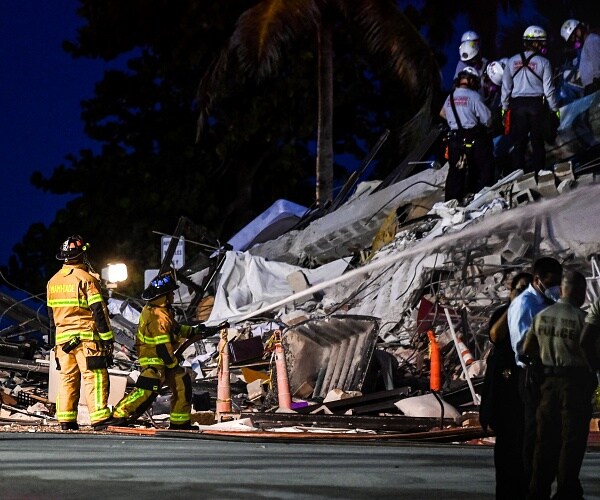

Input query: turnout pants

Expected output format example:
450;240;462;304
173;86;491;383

113;364;192;425
55;340;111;425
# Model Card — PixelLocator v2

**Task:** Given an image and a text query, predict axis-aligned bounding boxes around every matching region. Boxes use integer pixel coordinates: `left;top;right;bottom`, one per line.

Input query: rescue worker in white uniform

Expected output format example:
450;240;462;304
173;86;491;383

501;26;559;174
440;66;494;203
47;235;114;430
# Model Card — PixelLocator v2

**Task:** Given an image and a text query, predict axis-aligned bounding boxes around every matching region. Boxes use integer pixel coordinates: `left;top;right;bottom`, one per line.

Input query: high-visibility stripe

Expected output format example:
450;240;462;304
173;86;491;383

138;357;165;366
113;388;147;418
87;293;104;306
47;298;89;308
55;331;103;344
99;331;114;340
56;410;78;420
90;408;111;422
136;332;170;345
170;412;191;423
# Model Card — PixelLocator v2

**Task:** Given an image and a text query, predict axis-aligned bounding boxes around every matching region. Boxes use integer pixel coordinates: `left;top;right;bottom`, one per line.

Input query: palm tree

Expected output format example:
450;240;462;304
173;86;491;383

196;0;440;206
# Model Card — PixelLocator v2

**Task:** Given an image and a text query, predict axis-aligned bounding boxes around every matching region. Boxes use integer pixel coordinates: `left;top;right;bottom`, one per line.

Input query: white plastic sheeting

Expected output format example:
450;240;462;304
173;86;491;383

206;251;351;326
227;199;309;252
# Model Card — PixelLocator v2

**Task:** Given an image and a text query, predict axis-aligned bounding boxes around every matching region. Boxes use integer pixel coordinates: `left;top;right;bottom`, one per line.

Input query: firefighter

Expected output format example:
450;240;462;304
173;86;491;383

561;19;600;96
47;234;114;430
440;66;494;204
103;271;199;430
501;25;559;174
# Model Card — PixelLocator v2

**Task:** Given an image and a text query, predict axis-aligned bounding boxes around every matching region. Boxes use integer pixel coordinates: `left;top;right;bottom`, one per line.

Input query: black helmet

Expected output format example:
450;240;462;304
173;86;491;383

56;234;89;261
141;271;178;301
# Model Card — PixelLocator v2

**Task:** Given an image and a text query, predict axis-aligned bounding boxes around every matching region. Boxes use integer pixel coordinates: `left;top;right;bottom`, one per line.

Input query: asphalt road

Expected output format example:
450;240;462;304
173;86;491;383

0;432;599;500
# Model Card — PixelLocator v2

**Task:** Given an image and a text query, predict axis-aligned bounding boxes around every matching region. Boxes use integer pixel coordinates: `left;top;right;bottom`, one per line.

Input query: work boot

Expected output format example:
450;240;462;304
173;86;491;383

92;417;129;431
168;421;195;431
60;422;79;431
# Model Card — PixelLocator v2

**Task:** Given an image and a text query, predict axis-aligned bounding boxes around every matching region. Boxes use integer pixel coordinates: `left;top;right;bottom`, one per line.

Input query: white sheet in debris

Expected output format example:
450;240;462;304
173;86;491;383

206;251;351;325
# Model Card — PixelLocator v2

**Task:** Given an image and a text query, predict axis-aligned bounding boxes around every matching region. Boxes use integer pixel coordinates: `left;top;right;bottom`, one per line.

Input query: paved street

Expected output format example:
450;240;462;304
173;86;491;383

1;432;600;499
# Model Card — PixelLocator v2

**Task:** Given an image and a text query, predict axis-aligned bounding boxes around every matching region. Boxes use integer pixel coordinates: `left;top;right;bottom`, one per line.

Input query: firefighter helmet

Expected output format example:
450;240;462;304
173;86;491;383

486;60;505;86
459;41;479;62
461;30;480;43
560;19;581;42
523;25;547;41
56;234;89;261
141;271;179;301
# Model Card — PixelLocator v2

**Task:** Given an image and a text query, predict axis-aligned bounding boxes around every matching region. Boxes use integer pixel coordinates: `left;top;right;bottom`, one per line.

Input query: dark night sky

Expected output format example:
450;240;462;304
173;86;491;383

0;1;109;266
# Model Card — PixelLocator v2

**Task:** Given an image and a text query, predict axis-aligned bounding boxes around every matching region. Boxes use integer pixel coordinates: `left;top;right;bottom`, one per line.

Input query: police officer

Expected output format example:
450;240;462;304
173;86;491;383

501;26;559;174
47;235;114;430
561;19;600;96
104;271;200;430
440;66;494;203
523;271;596;499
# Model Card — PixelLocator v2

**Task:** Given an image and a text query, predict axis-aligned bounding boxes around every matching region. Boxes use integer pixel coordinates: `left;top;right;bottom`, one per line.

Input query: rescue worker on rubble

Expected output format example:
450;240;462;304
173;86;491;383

47;234;114;431
507;256;563;496
561;19;600;96
523;271;596;499
440;66;494;204
501;25;559;174
101;271;202;430
559;19;600;149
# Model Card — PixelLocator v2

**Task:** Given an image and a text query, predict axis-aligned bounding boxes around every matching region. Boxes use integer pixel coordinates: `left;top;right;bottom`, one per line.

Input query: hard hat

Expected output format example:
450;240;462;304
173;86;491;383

457;66;481;89
486;60;505;86
523;25;547;41
141;271;179;301
560;19;580;42
56;234;89;261
459;41;479;62
461;30;480;43
458;66;480;80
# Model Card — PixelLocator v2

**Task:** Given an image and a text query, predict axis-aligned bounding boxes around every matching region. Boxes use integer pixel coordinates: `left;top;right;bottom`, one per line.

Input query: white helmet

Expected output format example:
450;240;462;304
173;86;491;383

461;30;480;43
459;41;480;62
560;19;580;42
458;66;480;79
523;25;547;41
486;60;505;86
457;66;481;90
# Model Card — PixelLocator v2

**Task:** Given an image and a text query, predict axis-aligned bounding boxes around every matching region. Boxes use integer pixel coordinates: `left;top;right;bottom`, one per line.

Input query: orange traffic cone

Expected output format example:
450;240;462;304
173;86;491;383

427;330;442;391
456;334;474;366
216;328;232;416
274;331;292;410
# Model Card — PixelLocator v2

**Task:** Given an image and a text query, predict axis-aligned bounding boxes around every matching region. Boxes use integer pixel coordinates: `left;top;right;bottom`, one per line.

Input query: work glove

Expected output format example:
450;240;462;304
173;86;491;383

99;339;114;368
192;320;230;338
555;109;560;119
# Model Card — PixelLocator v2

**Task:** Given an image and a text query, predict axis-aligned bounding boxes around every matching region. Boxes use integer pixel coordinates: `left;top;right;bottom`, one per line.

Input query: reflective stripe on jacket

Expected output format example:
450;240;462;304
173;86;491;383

47;264;113;344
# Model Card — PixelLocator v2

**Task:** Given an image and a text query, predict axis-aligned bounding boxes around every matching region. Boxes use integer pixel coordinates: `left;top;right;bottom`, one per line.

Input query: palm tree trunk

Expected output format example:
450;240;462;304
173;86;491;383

316;16;334;206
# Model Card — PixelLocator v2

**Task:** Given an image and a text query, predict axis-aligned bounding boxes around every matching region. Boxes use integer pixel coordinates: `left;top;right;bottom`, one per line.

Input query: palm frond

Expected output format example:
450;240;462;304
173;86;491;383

231;0;320;79
195;0;320;141
346;0;441;114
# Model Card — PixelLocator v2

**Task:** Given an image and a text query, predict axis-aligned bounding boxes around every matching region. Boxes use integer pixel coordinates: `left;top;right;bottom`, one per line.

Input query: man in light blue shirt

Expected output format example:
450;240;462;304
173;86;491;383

507;256;562;495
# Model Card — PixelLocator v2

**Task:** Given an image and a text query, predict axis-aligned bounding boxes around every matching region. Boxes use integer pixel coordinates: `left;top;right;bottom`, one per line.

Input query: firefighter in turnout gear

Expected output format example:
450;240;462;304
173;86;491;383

105;271;197;430
47;235;114;430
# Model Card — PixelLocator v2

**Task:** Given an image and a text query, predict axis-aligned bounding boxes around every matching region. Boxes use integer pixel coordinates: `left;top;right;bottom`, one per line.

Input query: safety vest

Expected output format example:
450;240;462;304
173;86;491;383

47;264;113;344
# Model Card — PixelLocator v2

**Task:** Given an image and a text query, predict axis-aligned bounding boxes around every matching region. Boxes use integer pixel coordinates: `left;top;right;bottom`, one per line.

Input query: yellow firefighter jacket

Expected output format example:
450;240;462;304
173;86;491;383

136;295;193;368
47;263;113;345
